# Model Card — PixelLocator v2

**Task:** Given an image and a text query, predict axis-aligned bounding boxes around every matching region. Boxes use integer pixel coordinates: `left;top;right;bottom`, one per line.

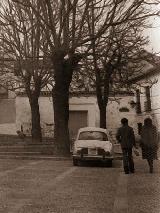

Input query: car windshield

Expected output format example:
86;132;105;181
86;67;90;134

78;131;108;141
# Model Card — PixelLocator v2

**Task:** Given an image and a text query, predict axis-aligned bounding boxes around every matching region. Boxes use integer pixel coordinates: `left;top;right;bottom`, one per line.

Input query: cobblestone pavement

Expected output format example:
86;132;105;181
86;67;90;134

0;156;159;213
127;158;160;213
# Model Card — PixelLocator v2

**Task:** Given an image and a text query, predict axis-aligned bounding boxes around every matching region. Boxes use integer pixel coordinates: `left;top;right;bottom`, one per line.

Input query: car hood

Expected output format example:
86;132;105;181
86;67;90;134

74;140;112;152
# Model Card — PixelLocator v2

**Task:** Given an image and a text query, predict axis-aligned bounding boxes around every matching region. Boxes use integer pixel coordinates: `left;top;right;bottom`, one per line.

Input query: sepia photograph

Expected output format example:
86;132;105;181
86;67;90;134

0;0;159;212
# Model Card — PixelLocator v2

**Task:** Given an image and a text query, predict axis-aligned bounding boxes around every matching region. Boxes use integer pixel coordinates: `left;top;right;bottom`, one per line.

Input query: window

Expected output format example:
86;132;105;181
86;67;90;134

78;131;108;141
144;86;151;112
136;89;141;114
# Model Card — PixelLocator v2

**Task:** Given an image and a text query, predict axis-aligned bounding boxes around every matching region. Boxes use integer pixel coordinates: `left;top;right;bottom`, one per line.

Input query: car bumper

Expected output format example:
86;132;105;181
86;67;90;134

72;154;113;161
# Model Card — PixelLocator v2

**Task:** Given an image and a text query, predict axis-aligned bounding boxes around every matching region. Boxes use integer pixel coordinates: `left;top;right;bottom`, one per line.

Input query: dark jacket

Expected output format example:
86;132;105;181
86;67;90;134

141;124;158;148
140;124;158;159
116;125;136;149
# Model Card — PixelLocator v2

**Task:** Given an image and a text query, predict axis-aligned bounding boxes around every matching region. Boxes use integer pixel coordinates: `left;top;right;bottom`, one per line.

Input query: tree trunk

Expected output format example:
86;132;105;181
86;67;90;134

96;87;107;129
52;86;70;155
95;68;107;129
95;67;111;129
29;96;42;143
51;52;80;155
52;50;82;154
99;106;107;129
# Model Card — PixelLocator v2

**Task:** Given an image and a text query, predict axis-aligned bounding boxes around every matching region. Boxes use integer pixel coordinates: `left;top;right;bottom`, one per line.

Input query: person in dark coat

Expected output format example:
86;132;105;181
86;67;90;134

140;118;158;173
116;118;137;174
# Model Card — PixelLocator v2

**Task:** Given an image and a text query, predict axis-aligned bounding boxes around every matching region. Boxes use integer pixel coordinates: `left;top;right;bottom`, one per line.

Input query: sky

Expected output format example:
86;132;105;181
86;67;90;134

0;0;160;54
144;2;160;54
145;16;160;53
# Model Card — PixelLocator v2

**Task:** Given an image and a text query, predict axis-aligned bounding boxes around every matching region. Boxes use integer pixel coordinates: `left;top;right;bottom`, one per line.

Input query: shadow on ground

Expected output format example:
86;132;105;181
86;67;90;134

76;160;122;168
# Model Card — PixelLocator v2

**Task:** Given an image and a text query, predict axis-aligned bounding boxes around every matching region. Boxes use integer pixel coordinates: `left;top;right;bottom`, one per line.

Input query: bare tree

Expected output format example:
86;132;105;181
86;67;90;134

93;27;151;128
0;1;53;142
11;0;160;153
74;8;158;128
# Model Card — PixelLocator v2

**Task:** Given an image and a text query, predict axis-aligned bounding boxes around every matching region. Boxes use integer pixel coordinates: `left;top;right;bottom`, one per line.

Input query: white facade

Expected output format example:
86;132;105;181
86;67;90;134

0;90;16;135
0;89;142;140
14;94;138;140
135;69;160;131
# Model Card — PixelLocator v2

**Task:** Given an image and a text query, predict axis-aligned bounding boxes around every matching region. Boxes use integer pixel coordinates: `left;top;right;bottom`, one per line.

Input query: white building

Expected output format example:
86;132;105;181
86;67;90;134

0;56;159;141
131;64;160;134
0;88;138;143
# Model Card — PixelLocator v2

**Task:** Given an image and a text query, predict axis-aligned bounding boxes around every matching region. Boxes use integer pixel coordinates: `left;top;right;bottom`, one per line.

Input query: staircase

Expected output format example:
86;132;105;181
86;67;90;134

0;133;122;160
0;134;58;160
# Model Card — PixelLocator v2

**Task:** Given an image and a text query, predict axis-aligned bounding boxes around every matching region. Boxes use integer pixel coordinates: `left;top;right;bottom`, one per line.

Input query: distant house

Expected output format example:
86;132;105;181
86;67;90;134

0;88;136;141
129;61;160;134
15;90;136;141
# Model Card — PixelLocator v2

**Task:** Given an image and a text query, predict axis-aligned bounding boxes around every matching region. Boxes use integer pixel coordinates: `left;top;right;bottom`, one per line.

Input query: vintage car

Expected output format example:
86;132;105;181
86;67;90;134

72;127;114;166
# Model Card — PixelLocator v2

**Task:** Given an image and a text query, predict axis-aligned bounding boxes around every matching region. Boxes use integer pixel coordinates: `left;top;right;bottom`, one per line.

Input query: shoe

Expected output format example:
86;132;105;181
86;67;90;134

125;171;129;174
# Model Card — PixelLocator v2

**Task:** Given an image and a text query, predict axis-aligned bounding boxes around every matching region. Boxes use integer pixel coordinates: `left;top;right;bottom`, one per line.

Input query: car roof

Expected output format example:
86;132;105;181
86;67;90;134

78;127;107;133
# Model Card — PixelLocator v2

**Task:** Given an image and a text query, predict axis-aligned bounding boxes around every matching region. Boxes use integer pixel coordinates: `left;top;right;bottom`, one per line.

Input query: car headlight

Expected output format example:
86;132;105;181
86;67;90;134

74;147;82;154
77;149;82;154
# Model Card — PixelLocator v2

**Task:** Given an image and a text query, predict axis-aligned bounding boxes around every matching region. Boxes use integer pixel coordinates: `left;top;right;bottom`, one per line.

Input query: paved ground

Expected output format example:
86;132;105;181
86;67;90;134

0;155;159;213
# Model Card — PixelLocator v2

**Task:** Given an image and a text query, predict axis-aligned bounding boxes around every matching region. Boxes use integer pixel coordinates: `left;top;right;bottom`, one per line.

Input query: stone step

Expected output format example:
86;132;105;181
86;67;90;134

0;141;27;146
0;152;42;156
0;144;55;155
0;145;54;149
0;144;121;154
0;134;54;145
0;155;71;160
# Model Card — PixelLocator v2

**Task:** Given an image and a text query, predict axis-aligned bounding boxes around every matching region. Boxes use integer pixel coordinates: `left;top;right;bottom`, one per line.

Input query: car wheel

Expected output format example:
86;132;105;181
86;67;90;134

73;158;79;166
107;160;112;167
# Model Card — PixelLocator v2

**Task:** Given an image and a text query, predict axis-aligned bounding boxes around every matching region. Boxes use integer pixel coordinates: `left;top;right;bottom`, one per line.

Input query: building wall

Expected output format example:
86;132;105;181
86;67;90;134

0;90;16;135
15;94;137;139
107;96;137;129
150;73;160;130
121;79;160;140
106;96;140;142
136;71;160;131
16;96;54;136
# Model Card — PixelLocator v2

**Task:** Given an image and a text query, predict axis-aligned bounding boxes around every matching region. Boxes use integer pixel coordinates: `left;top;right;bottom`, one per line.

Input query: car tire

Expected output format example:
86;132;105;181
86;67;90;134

107;160;112;167
73;158;79;166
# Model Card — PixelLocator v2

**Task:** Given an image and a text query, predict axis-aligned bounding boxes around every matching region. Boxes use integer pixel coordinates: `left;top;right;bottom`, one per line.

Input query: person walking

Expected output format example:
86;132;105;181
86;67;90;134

140;117;158;173
116;118;136;174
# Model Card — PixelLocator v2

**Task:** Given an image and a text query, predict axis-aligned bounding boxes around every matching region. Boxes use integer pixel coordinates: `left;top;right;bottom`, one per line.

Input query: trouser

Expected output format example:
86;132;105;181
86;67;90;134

122;148;134;173
147;159;153;173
